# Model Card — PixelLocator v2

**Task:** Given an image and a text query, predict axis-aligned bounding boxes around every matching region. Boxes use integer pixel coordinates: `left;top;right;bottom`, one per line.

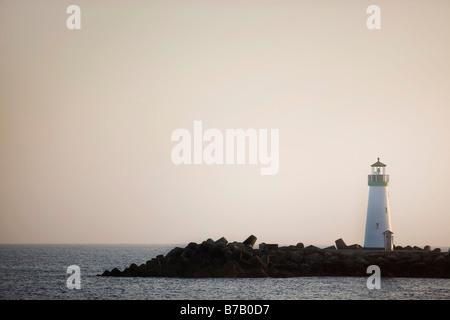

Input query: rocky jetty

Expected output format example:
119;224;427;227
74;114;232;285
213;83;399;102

99;235;450;278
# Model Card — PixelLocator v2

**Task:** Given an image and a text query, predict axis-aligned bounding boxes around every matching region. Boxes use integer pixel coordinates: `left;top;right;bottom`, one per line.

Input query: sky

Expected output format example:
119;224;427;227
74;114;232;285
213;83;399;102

1;0;449;248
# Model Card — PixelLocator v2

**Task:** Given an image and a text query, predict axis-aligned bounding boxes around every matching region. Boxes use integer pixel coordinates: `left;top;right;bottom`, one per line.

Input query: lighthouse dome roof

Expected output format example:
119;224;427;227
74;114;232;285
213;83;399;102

371;158;386;167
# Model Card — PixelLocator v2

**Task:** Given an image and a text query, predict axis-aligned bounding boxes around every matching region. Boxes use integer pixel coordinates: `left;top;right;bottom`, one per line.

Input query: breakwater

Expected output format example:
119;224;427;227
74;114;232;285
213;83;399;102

99;235;450;278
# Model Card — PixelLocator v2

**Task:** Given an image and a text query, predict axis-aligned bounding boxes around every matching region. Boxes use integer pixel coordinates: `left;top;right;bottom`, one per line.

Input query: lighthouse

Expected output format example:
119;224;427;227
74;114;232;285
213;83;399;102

364;158;393;250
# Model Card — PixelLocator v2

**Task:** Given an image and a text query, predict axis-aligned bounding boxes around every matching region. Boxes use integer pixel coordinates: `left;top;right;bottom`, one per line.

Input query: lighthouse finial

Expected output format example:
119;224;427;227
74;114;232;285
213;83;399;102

378;157;380;162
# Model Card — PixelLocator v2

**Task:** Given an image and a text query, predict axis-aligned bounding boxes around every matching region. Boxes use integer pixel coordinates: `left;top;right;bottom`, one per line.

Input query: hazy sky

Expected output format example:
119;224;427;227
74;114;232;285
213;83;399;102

1;0;449;247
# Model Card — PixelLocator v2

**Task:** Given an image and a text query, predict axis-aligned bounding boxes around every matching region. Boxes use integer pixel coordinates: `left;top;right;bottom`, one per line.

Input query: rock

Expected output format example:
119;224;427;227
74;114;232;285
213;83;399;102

299;263;312;273
260;255;270;267
130;263;139;270
223;248;233;261
210;242;226;257
347;244;363;250
253;268;269;277
243;235;257;248
248;255;264;267
433;248;441;253
215;237;228;245
242;249;253;260
285;260;298;270
182;247;196;259
434;255;446;265
324;245;336;250
271;256;287;269
375;256;388;265
111;267;121;276
304;253;322;262
198;241;214;253
228;242;244;252
423;245;432;251
394;245;403;250
335;238;347;250
296;243;304;249
404;245;413;250
165;247;184;264
411;262;427;272
305;245;321;250
289;252;302;264
413;246;423;251
187;242;197;249
259;243;278;251
356;257;369;265
232;248;243;260
410;253;421;262
385;254;400;263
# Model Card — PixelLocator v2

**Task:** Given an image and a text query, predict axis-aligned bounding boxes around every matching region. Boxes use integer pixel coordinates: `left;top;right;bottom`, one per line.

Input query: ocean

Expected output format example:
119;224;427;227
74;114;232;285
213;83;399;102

0;244;449;300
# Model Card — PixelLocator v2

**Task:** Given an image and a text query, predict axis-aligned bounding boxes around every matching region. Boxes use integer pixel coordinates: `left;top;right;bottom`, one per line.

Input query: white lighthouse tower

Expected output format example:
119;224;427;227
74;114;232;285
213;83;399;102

364;158;393;250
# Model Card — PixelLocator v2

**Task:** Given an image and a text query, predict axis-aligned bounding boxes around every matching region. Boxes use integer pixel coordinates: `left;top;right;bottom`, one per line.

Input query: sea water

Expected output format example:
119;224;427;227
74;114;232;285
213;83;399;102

0;244;448;300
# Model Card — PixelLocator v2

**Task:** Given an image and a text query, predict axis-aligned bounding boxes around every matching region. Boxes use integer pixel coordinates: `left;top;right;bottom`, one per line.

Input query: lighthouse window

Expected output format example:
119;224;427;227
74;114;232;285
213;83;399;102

376;223;379;229
385;207;388;213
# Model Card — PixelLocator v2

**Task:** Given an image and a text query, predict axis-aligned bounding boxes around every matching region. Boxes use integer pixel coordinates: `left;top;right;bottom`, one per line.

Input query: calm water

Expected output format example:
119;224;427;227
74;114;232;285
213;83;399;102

0;244;448;300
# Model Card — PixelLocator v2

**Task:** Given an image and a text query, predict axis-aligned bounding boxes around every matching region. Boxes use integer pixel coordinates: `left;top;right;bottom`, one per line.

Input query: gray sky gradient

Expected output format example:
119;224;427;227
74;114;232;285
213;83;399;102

1;0;449;247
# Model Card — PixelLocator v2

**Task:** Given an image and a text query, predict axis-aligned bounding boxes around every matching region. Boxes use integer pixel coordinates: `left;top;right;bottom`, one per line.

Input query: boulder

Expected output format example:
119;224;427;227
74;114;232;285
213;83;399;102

231;247;243;260
305;245;321;250
410;253;421;262
356;257;369;265
324;245;336;250
248;255;264;267
335;238;347;250
181;247;196;259
296;243;304;249
223;248;233;261
243;235;257;248
423;245;432;251
210;242;226;257
347;244;362;250
260;243;278;251
433;255;446;265
242;250;253;260
198;241;214;253
110;267;121;276
186;242;197;250
289;252;302;264
299;263;312;273
215;237;228;245
260;255;270;267
304;253;322;262
165;247;184;264
271;256;287;269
